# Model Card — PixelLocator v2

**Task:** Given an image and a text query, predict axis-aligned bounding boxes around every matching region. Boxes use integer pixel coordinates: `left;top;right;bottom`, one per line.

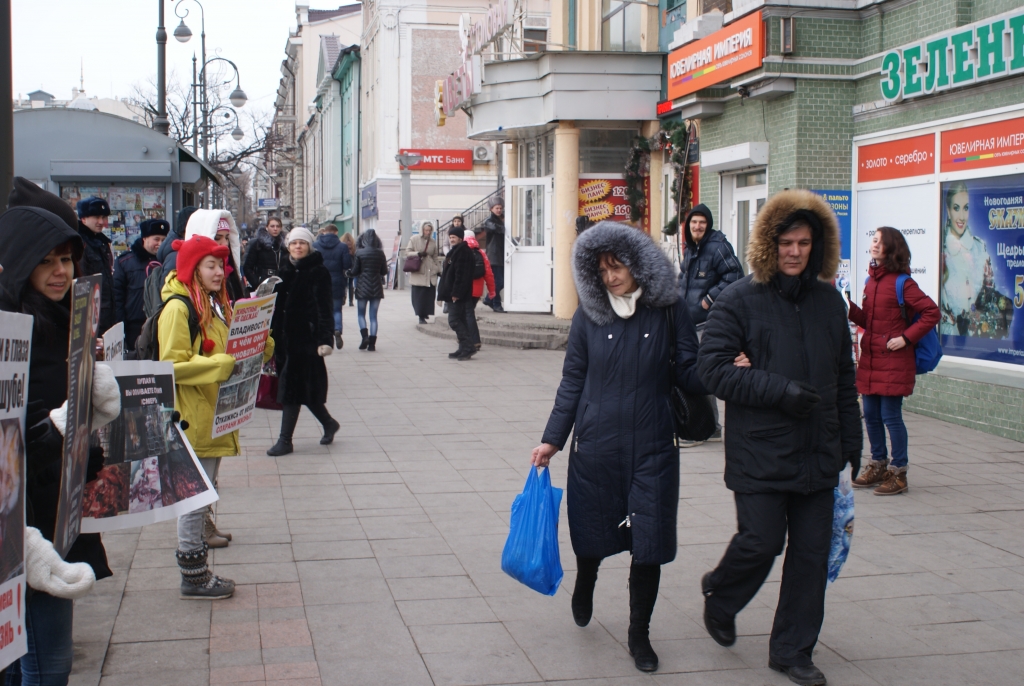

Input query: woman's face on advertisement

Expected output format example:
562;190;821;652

197;255;224;292
949;191;969;237
29;248;74;301
870;230;885;261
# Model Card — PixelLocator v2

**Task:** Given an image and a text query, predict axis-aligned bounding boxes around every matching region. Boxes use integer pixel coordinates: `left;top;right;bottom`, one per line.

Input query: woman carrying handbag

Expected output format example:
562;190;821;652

406;221;440;324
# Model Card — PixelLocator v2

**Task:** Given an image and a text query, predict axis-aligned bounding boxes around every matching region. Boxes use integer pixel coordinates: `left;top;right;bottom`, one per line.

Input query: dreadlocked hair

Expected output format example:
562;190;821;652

183;267;233;346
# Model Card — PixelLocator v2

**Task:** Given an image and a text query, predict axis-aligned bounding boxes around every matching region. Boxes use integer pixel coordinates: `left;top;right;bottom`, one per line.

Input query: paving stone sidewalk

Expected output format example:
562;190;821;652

71;296;1024;685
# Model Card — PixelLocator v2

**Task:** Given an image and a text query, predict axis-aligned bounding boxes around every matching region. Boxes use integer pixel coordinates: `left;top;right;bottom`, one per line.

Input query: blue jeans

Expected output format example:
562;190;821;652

332;297;344;333
5;592;74;686
862;395;908;469
357;298;380;336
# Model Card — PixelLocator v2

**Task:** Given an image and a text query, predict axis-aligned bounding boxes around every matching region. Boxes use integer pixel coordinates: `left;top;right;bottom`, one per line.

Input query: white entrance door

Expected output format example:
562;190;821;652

726;170;767;271
504;178;553;312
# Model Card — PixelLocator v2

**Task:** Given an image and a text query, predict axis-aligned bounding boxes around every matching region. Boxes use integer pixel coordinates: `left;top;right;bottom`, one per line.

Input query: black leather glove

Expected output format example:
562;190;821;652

844;452;861;480
779;381;820;419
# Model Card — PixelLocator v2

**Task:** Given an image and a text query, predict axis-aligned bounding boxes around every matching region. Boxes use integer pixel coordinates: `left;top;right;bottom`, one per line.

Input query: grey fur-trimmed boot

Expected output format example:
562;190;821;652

177;543;235;600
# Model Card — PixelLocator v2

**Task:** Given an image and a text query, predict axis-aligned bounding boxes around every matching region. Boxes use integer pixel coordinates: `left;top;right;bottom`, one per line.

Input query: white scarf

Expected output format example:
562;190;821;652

608;287;643;319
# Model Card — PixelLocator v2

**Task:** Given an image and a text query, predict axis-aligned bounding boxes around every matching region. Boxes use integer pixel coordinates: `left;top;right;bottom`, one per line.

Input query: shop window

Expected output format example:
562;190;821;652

527;141;538;177
544;133;554;176
602;0;642;52
736;171;766;188
524;29;548;53
666;0;686;11
579;129;636;174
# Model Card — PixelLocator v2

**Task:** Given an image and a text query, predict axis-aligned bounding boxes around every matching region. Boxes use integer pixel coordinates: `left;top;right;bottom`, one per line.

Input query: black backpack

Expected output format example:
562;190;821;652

142;260;166;319
133;294;201;361
472;249;486;279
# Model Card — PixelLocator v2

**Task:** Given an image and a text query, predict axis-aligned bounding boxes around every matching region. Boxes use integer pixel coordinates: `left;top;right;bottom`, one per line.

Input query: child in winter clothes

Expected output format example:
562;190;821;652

158;235;274;599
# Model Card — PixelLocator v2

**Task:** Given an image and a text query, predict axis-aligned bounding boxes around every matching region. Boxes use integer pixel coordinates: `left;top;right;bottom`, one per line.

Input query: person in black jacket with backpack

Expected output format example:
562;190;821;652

696;190;862;686
436;226;478;360
114;218;170;352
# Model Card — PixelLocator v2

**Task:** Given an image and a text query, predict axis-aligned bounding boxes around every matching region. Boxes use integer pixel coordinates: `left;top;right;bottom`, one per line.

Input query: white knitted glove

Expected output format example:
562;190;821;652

49;401;68;437
91;363;121;429
317;345;333;357
25;527;96;599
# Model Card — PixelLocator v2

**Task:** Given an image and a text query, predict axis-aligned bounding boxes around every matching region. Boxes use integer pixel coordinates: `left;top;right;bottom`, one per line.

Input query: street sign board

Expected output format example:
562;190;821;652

257;198;279;209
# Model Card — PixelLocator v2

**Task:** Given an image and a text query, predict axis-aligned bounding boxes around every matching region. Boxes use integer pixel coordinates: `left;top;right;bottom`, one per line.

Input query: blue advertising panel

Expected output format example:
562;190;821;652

815;190;852;297
939;174;1024;364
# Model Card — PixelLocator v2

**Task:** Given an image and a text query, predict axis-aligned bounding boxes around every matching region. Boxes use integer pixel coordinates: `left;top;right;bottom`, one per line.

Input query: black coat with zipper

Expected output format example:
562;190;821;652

541;222;707;566
679;205;744;325
697;190;862;495
272;252;335;406
347;247;389;301
77;221;116;333
436;241;475;303
243;228;287;288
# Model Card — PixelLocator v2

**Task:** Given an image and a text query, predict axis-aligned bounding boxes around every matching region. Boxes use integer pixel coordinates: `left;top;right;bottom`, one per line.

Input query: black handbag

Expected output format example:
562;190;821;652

664;305;717;442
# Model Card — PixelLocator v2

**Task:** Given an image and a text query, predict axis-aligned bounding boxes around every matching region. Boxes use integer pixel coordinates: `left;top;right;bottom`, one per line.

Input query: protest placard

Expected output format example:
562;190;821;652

82;360;217;533
212;294;276;439
102;322;125;361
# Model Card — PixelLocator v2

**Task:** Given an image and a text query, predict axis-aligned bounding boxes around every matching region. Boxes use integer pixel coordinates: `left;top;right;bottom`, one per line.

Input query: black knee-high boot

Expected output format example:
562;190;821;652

307;403;340;445
267;404;300;456
572;556;601;627
628;562;661;672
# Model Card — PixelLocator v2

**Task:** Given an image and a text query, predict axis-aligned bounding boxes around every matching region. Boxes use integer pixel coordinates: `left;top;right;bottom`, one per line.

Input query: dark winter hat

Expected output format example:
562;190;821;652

7;176;79;230
449;225;465;240
77;196;110;219
173;235;229;284
175;205;198;236
140;218;171;238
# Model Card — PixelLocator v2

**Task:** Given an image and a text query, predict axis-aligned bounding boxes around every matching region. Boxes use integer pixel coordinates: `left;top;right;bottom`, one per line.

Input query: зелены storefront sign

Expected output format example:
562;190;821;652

880;8;1024;102
666;11;765;101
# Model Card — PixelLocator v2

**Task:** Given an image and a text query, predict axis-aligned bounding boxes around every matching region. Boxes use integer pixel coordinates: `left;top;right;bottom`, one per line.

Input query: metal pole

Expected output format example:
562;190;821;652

201;22;208;166
155;0;169;134
192;55;198;154
399;166;412;288
0;0;13;208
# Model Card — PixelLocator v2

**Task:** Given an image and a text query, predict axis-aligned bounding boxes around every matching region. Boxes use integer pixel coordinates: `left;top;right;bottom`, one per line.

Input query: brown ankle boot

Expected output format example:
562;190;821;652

874;468;908;495
853;460;889;488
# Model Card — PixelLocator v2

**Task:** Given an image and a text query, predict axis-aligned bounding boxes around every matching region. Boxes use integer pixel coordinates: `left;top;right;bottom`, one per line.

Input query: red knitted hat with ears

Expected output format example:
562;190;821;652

173;235;230;284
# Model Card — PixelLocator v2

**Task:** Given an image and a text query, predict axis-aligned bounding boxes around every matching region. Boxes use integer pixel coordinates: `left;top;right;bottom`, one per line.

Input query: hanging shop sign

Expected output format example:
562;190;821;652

398;149;474;171
459;0;516;61
940;116;1024;174
666;11;765;101
441;56;482;118
880;8;1024;102
857;134;936;183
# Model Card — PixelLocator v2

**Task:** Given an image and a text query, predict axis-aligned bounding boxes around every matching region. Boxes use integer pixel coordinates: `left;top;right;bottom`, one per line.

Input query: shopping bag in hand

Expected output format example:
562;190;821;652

501;467;563;596
828;465;855;584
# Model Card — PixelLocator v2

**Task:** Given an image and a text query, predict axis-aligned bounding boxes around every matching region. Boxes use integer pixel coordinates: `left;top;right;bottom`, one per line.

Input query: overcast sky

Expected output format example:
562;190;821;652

12;1;356;114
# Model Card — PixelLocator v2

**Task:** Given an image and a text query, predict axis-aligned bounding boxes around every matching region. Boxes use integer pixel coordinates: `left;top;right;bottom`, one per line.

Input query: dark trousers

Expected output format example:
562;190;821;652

705;489;834;667
447;299;472;353
279;402;335;440
491;265;504;306
465;297;481;344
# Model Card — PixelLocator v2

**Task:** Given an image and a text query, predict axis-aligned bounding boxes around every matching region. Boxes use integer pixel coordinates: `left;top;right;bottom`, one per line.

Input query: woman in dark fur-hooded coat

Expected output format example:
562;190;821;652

533;221;706;673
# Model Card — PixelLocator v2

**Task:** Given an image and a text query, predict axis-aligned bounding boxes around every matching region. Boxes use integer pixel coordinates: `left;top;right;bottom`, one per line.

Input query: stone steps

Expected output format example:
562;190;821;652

416;316;569;350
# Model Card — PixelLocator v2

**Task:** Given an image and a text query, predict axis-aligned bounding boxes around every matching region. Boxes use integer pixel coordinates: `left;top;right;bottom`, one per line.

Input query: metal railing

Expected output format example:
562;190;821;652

436;186;504;249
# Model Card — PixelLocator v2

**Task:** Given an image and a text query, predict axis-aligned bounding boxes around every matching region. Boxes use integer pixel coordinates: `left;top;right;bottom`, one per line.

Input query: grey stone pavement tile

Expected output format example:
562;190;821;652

62;297;1024;685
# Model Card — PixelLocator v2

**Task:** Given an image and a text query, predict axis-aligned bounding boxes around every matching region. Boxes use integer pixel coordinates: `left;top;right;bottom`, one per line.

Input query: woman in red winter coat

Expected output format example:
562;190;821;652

848;226;939;495
464;234;495;349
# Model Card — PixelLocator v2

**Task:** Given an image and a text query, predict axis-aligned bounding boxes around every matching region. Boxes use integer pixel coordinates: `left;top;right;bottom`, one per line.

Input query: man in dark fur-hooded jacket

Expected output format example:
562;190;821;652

697;190;861;686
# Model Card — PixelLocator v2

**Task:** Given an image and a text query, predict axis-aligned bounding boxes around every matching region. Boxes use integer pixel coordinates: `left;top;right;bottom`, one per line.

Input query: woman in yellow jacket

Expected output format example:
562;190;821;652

158;235;273;599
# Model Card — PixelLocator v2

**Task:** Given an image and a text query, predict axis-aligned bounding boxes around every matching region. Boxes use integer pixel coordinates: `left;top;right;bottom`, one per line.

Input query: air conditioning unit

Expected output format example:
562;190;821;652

473;145;495;163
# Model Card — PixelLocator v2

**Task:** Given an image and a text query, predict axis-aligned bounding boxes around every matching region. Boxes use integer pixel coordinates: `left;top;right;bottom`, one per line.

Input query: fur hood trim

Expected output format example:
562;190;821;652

747;190;840;284
185;209;241;270
572;221;678;326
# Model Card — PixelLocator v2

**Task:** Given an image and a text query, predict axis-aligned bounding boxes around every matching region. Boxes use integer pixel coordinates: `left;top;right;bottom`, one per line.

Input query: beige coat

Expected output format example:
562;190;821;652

406;234;441;287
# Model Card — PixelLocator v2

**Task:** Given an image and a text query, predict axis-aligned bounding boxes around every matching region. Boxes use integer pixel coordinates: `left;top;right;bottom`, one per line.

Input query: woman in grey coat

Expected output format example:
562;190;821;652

406;221;441;323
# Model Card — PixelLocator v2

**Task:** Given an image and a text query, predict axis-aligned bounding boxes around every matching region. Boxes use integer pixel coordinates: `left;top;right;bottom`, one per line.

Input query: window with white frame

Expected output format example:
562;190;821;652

602;0;642;52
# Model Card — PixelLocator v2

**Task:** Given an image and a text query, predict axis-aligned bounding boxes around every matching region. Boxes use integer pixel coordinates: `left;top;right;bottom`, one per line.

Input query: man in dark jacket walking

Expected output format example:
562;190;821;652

697;190;862;686
475;197;505;312
437;226;477;360
113;218;170;351
76;196;116;333
243;216;286;289
679;204;743;444
313;225;352;348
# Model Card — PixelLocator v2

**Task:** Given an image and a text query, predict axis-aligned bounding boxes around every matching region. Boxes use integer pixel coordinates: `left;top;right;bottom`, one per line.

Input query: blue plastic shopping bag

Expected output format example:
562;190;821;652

501;467;564;596
828;465;855;584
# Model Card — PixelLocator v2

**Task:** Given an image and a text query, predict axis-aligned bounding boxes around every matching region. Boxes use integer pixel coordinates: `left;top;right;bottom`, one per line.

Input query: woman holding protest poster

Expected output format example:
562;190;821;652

158;235;275;600
0;198;120;684
266;227;340;457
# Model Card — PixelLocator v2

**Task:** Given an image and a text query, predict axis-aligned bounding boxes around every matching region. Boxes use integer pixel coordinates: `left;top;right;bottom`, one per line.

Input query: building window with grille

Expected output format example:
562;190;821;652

524;28;548;52
602;0;642;52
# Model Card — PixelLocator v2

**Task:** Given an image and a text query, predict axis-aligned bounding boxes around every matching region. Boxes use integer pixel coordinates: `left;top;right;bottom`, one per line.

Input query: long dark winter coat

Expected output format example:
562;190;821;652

243;227;287;288
313;232;352;299
347;231;389;301
679;204;744;325
849;264;939;397
541;222;706;566
272;252;334;406
436;240;476;303
697;190;863;495
77;221;116;333
0;207;111;578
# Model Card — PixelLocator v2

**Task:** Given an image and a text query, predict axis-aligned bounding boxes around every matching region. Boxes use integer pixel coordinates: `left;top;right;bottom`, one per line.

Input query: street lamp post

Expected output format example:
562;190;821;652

197;57;246;164
395;152;423;287
154;0;169;134
174;0;205;154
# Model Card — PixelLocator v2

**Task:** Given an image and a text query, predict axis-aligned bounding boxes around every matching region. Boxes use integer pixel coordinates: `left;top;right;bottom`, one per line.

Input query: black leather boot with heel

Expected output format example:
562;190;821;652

627;562;661;672
267;405;299;456
572;557;601;627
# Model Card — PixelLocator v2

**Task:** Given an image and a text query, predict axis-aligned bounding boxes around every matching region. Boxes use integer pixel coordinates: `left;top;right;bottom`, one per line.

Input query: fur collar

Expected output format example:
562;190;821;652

747;190;840;284
572;221;678;326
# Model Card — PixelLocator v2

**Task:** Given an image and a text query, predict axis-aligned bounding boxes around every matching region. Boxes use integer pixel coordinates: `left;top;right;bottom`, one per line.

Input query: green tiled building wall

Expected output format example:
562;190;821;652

906;374;1024;443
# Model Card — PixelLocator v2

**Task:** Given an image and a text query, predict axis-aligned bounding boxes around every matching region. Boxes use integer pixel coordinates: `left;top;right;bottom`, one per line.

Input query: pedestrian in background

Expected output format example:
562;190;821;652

475;198;505;312
243;215;286;289
314;224;352;348
437;225;477;360
267;227;340;456
347;229;388;351
75;195;116;333
157;205;198;283
678;204;744;445
464;233;495;350
407;221;440;324
113;218;170;352
531;221;706;673
697;190;862;686
848;226;939;495
185;209;246;302
341;232;356;306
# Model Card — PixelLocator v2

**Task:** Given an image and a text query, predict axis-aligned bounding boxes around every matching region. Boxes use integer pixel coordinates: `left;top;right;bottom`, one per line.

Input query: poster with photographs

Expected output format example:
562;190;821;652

82;361;217;533
0;313;31;668
212;294;276;439
53;275;102;558
59;185;166;256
